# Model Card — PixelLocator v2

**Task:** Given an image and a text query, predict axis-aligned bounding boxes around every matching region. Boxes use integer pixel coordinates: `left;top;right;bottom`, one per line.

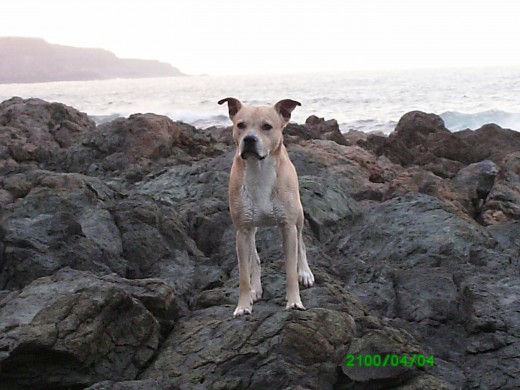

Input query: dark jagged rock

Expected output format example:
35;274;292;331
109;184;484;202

364;110;482;176
1;99;520;389
457;123;520;162
62;113;221;179
304;115;349;145
0;97;95;173
481;151;520;225
386;160;499;220
393;111;450;148
0;268;177;389
0;170;126;289
362;111;520;178
327;193;519;388
284;115;348;146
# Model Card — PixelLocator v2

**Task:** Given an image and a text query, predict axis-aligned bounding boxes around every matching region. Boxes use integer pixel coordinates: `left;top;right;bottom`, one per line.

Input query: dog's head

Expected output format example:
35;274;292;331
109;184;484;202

218;98;301;160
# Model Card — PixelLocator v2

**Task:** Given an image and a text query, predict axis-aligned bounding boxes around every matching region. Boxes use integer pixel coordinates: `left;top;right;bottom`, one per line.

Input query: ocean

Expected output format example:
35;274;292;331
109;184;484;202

1;66;519;134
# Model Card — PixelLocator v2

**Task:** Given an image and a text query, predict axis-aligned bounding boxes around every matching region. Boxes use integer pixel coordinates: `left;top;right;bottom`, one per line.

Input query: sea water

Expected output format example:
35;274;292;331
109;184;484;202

0;66;519;134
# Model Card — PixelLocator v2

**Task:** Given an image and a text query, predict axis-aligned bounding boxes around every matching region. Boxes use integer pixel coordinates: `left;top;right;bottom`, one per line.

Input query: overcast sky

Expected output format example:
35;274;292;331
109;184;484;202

3;0;520;75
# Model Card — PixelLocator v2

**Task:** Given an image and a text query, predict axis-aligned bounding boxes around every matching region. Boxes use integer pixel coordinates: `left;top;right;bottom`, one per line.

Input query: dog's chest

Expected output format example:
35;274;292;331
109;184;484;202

241;160;284;225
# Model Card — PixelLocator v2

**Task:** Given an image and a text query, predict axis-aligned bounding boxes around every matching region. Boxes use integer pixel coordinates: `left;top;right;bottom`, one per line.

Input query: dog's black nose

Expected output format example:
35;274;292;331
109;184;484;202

243;135;257;144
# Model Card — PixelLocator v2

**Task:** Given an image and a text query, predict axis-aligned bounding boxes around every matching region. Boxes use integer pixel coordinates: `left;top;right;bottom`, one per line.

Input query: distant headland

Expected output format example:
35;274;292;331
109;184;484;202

0;37;185;84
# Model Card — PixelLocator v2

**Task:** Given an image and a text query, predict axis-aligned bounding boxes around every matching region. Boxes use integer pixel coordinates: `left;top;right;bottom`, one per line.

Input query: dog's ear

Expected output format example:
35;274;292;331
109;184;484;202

218;97;242;119
274;99;301;122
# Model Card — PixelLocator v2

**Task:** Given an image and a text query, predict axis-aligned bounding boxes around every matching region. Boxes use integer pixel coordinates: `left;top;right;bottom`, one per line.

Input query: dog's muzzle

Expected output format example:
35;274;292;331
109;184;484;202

240;135;265;160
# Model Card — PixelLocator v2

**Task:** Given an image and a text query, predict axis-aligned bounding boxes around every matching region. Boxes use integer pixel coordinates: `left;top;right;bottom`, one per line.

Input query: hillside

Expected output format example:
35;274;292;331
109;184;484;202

0;37;184;83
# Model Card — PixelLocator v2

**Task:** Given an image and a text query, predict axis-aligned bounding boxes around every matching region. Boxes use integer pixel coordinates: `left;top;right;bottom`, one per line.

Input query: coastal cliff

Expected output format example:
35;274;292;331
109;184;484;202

0;37;184;83
1;97;520;389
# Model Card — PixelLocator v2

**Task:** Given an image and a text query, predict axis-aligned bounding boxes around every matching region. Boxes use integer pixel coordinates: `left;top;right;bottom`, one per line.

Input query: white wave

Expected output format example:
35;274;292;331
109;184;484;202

168;111;230;128
441;110;520;131
89;113;123;125
339;119;397;135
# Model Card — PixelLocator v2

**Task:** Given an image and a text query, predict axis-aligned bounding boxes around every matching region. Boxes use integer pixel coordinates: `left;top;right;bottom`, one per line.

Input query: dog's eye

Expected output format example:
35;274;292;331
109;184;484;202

237;122;246;130
262;123;273;131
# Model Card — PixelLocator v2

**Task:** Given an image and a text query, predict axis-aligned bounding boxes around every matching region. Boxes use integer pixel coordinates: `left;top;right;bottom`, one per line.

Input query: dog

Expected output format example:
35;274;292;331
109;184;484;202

218;98;314;317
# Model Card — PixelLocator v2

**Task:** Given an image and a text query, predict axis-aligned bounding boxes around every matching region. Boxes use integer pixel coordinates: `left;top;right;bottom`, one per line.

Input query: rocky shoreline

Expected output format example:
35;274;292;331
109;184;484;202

1;97;519;389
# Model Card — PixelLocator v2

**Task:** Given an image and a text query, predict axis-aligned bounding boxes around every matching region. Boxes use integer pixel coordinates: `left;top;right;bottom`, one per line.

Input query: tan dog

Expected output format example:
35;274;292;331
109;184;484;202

218;98;315;317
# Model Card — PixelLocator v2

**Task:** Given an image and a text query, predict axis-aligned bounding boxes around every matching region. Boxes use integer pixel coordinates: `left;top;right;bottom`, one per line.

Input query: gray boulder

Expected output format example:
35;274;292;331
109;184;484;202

460;274;520;389
0;268;178;389
481;151;520;225
62;113;223;179
327;192;519;388
0;97;95;173
0;170;126;289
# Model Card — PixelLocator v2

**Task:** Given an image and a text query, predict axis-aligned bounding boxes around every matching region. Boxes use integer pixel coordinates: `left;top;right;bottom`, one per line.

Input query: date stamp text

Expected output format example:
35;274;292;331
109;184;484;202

345;353;434;368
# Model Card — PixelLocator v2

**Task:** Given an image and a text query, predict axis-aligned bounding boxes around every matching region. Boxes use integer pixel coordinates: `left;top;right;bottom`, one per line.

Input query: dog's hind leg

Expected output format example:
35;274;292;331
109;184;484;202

297;215;315;288
250;228;263;302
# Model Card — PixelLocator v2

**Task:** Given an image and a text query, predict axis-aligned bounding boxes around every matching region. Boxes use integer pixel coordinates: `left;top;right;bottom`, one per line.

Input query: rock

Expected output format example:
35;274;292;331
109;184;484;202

142;301;447;390
0;97;95;147
386;168;445;200
86;379;181;390
0;97;95;172
344;129;369;145
327;192;520;387
284;115;348;146
299;175;361;242
394;269;459;324
392;111;450;149
332;193;499;274
362;111;520;180
62;114;221;178
397;375;451;390
460;274;520;389
288;140;394;203
142;285;440;390
0;170;126;289
131;154;232;259
304;115;348;145
373;111;453;167
481;151;520;225
385;160;499;221
447;160;498;220
141;305;358;389
111;195;208;306
2;98;520;389
0;268;177;389
456;123;520;162
487;220;520;257
341;323;428;389
284;122;314;142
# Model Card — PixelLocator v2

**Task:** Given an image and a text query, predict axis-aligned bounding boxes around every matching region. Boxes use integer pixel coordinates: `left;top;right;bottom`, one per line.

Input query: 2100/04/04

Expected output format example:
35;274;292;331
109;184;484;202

345;354;434;368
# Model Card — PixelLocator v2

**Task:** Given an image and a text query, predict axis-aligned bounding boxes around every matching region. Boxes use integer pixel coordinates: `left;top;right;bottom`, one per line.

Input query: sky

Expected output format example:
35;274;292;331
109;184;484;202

2;0;520;75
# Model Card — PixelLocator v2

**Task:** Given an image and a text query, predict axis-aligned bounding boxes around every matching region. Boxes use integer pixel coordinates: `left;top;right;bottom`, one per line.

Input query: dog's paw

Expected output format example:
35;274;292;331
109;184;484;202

286;301;306;311
233;306;253;318
298;269;315;288
251;288;263;302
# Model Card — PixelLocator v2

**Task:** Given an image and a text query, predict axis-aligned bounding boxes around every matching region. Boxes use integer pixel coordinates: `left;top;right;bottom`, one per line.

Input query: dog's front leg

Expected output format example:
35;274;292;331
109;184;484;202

234;228;254;317
282;225;306;310
250;228;263;302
